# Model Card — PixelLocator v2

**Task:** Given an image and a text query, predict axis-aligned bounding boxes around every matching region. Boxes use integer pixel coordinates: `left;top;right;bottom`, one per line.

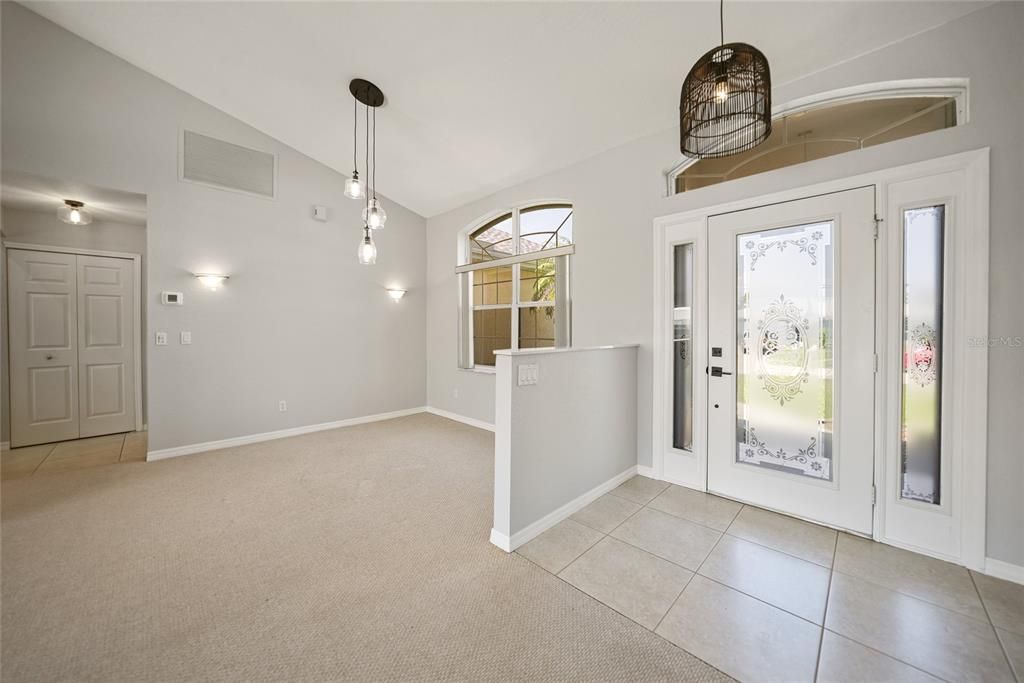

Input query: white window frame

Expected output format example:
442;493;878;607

664;78;970;197
456;201;574;371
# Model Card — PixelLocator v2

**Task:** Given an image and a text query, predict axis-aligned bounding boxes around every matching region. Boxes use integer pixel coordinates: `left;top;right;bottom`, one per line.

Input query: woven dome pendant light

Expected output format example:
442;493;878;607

680;0;771;159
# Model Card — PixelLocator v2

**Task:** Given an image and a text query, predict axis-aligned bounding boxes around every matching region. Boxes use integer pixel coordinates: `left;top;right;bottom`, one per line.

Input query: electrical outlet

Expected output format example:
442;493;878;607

453;388;459;399
279;400;287;412
180;331;192;345
155;332;167;346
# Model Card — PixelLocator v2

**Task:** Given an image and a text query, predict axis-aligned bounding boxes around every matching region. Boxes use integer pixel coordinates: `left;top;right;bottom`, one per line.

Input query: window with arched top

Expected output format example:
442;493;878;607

456;203;574;369
668;81;966;194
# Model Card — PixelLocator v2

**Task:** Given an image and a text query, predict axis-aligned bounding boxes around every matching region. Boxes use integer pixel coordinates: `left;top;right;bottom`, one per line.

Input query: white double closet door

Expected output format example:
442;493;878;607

706;188;876;534
7;249;136;448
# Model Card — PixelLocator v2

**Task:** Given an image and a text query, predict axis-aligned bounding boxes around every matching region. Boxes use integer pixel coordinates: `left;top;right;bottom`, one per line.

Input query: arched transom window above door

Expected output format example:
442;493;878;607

668;80;967;195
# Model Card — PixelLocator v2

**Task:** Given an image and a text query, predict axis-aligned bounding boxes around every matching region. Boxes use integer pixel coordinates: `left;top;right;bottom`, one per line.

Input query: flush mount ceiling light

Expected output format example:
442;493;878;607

386;288;406;303
194;273;229;290
58;199;92;225
680;0;771;159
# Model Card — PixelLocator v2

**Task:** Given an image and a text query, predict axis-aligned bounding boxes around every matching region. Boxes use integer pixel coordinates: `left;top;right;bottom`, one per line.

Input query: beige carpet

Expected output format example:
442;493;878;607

1;413;728;682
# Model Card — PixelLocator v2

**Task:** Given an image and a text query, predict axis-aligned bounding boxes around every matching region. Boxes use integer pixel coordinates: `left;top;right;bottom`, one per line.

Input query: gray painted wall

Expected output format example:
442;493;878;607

426;3;1024;565
1;206;149;439
2;3;428;451
496;347;638;538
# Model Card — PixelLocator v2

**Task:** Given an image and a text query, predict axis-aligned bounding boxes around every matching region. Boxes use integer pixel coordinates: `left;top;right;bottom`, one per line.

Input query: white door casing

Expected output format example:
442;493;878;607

707;187;877;534
653;149;989;569
7;247;140;447
77;254;136;438
7;249;81;446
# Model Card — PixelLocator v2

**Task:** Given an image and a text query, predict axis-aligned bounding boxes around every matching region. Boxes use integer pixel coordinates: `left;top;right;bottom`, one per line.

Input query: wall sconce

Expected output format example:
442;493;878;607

386;288;406;303
194;273;229;291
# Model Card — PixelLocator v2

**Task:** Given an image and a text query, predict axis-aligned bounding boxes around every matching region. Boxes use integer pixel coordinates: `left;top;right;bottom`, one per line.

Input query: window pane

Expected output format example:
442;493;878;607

736;221;834;481
901;206;944;505
673;244;694;451
519;258;556;303
474;266;513;305
676;97;957;194
520;204;573;254
469;213;514;263
473;307;511;366
519;306;556;349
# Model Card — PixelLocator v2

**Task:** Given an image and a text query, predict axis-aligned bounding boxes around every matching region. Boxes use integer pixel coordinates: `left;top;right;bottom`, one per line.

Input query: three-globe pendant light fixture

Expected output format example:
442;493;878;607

347;78;387;265
679;0;771;159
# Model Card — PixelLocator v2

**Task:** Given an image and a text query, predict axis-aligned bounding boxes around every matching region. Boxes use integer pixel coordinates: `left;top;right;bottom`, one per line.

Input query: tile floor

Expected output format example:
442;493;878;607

518;476;1023;683
0;431;147;480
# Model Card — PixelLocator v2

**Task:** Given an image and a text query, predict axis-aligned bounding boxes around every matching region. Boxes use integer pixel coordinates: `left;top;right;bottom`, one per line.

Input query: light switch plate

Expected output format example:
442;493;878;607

517;363;539;386
155;332;168;346
180;331;192;345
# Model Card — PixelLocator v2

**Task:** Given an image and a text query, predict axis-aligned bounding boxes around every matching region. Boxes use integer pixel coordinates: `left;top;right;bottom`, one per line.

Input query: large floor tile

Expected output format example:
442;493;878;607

647;485;741;531
698;534;829;624
570;493;641;533
998;628;1024;682
47;434;126;460
0;444;54;479
835;533;986;621
973;571;1024;636
726;506;836;567
610;507;721;571
516;519;603;574
817;630;941;683
35;449;122;474
120;431;149;463
826;572;1014;682
656;574;821;683
560;536;692;629
609;475;670;505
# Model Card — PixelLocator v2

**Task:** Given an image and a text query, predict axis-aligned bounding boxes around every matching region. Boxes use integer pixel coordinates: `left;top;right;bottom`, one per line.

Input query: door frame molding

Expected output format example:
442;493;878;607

4;242;144;434
652;148;989;570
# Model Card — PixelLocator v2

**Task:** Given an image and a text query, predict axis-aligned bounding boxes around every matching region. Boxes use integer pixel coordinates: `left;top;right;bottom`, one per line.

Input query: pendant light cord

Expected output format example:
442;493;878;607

372;105;377;200
364;103;370;214
352;96;358;173
720;0;724;46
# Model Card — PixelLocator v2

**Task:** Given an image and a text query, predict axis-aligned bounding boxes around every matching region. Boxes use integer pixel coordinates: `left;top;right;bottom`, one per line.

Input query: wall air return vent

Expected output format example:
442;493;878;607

180;130;277;199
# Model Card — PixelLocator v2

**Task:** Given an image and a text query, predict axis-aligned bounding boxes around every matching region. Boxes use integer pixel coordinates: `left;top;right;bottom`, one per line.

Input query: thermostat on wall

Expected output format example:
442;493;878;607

161;291;184;305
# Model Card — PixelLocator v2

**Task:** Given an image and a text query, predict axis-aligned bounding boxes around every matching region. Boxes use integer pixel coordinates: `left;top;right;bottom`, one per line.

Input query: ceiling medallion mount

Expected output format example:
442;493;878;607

349;78;385;108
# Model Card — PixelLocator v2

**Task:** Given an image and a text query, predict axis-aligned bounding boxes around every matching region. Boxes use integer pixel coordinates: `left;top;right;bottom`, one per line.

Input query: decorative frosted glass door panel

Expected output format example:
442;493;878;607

900;206;944;504
736;222;834;481
708;187;876;534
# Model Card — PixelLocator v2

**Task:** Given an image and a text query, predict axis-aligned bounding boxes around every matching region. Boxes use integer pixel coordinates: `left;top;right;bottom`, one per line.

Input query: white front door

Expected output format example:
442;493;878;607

707;187;876;534
77;255;136;438
7;249;81;446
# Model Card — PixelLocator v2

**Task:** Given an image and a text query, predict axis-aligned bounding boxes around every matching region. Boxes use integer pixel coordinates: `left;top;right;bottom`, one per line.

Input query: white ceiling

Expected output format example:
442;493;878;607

2;171;147;226
25;1;985;218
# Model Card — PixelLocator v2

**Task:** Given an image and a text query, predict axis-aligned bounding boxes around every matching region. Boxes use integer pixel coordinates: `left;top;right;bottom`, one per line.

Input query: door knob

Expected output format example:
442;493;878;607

709;366;733;377
45;354;54;360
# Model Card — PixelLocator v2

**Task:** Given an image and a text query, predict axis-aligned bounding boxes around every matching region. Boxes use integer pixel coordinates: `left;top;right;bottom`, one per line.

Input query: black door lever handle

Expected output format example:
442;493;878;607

709;366;733;377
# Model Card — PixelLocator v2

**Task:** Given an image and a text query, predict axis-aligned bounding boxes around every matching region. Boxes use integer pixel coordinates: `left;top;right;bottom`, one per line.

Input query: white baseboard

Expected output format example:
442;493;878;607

984;557;1024;586
637;464;656;478
423;406;495;432
146;406;428;461
492;465;638;553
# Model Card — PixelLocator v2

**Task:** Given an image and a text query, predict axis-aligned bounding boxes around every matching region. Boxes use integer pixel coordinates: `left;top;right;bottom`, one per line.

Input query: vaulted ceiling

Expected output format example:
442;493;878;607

25;2;985;217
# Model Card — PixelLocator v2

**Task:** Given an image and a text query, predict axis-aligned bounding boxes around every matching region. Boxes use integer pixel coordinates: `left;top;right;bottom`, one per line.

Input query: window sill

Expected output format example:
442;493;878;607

459;366;497;375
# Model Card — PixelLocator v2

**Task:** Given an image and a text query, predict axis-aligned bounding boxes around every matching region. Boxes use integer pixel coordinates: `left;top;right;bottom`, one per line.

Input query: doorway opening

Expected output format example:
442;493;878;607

653;150;989;569
1;172;147;478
